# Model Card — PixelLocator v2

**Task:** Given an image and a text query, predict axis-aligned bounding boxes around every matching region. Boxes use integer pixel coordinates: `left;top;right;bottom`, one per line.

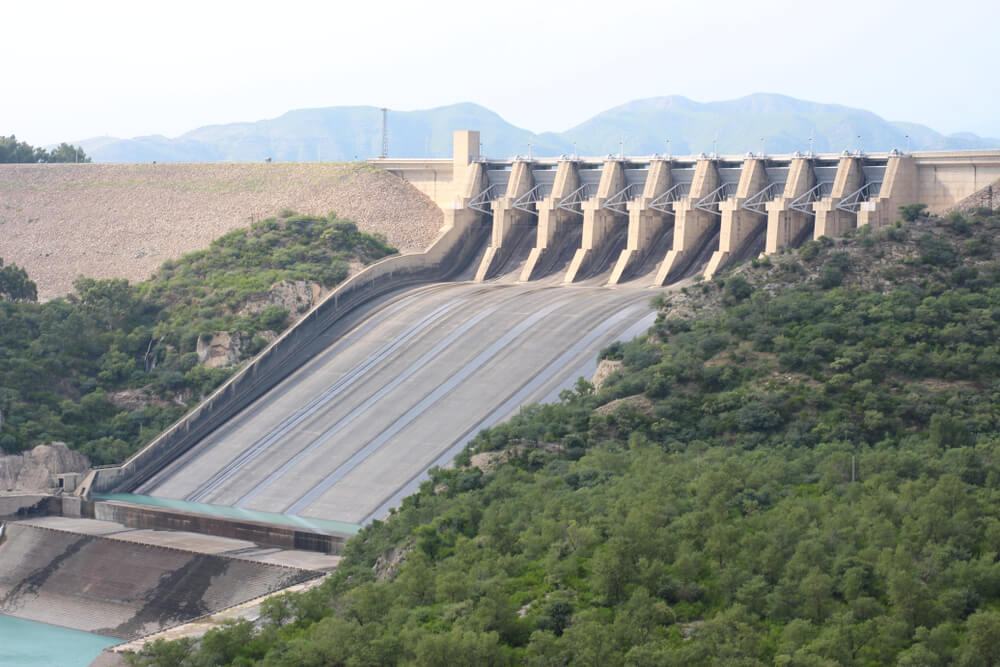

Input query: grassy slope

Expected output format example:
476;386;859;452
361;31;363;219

128;206;1000;666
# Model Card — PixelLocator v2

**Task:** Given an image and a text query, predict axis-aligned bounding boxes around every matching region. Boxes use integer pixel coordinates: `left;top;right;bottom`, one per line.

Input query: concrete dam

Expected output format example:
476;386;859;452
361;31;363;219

0;521;319;640
82;131;1000;529
4;130;998;648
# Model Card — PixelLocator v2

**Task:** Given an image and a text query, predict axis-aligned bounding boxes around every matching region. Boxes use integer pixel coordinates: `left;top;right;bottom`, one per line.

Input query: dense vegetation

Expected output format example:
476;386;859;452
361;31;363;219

0;212;395;464
0;134;91;163
128;206;1000;665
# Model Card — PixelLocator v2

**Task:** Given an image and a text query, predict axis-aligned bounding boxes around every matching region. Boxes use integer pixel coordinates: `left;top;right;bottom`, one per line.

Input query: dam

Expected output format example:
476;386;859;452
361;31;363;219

5;131;999;650
82;132;1000;523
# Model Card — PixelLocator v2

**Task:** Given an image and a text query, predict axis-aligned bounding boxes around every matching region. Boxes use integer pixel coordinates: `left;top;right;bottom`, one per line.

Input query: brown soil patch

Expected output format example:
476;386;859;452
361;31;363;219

0;162;443;300
594;394;655;416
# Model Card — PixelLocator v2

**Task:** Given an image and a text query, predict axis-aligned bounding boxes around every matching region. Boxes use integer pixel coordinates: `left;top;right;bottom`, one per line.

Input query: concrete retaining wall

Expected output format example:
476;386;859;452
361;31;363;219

2;495;344;554
0;495;57;520
91;500;345;554
0;523;319;639
85;218;488;496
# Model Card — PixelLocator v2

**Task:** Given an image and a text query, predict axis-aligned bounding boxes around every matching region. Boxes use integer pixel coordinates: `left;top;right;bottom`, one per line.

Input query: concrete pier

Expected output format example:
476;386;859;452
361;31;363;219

857;154;917;228
654;159;720;285
765;157;816;253
814;156;863;238
608;159;672;285
705;158;769;278
475;160;535;281
521;160;581;281
564;160;627;283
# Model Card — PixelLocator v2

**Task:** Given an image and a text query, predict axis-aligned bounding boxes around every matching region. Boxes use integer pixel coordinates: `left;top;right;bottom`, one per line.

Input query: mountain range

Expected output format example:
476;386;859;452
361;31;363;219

78;94;1000;162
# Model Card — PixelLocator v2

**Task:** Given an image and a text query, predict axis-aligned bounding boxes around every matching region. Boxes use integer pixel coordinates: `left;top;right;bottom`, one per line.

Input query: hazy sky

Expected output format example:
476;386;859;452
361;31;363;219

6;0;999;146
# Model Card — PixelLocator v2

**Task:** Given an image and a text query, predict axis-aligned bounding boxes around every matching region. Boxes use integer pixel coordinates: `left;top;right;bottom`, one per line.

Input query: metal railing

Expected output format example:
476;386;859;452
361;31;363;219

836;181;883;213
648;182;690;215
741;181;786;214
695;182;737;216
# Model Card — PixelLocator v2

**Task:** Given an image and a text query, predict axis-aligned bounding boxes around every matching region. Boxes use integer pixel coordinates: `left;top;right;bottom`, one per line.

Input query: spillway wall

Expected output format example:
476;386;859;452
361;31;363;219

0;523;319;639
86;217;488;496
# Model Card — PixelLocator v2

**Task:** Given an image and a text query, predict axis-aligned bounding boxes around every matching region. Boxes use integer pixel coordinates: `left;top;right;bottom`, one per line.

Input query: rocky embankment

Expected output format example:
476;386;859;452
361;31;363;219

0;162;443;300
0;443;89;494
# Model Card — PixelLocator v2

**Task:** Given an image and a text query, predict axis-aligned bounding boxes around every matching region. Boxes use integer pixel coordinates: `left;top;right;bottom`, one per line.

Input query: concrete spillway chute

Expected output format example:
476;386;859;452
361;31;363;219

521;160;586;281
608;159;678;285
564;160;630;283
474;161;537;281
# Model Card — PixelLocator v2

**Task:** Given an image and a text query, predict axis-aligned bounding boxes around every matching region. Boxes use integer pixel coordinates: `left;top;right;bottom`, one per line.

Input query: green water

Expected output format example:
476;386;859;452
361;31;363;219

95;492;362;535
0;614;120;666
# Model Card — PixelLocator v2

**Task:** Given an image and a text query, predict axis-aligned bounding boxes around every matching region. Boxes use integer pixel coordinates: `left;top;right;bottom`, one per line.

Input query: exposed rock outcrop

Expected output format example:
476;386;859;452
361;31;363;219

238;280;328;318
591;359;624;390
196;332;246;369
0;443;90;494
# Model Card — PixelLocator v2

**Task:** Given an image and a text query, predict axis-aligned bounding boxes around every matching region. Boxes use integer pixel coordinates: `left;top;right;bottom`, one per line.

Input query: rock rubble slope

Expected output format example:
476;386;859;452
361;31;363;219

0;162;443;300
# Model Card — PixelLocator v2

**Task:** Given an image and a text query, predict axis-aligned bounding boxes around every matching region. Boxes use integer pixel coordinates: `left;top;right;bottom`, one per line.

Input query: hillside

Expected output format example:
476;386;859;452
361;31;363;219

0;162;442;300
126;205;1000;665
0;212;398;465
77;94;1000;163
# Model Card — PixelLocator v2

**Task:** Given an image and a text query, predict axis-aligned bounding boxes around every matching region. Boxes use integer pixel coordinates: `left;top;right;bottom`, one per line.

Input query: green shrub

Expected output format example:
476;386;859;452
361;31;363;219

899;203;928;222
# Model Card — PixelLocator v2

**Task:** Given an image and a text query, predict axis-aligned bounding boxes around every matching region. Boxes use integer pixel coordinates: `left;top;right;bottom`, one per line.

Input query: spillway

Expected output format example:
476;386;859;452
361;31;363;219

0;523;317;639
137;282;656;525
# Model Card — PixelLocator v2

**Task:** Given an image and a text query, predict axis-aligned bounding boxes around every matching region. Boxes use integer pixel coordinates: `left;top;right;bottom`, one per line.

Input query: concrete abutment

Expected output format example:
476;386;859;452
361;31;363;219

564;160;628;283
521;160;581;281
654;159;720;285
475;160;536;281
704;158;769;279
608;159;672;285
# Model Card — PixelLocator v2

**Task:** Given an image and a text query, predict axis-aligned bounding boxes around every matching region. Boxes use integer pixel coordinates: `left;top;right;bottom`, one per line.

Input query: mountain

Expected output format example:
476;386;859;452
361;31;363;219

563;94;1000;155
78;94;999;162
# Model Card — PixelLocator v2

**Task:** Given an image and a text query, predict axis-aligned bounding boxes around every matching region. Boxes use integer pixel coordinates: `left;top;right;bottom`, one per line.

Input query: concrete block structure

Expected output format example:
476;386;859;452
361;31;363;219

376;136;1000;287
520;160;581;281
608;159;672;285
765;157;816;253
564;160;627;283
705;158;769;278
654;159;720;285
814;156;865;238
475;159;535;281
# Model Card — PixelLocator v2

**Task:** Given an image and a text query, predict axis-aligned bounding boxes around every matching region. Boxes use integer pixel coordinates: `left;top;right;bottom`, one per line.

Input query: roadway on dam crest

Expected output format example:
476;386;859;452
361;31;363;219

138;281;656;525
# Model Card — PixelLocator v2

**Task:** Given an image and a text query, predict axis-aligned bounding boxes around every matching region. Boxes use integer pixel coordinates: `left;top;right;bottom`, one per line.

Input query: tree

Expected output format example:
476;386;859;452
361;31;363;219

71;277;139;330
45;142;91;163
899;203;928;222
0;135;90;163
723;275;753;303
0;258;38;302
958;610;1000;666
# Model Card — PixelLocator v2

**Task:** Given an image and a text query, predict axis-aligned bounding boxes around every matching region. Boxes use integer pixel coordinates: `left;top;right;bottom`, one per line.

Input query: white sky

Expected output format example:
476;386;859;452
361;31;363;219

5;0;999;146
